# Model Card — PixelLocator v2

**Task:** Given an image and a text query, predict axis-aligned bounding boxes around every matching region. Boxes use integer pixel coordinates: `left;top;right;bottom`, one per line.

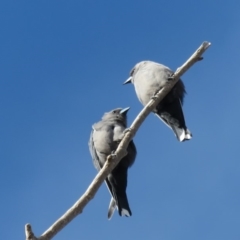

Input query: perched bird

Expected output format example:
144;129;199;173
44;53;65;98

124;61;192;142
89;107;137;219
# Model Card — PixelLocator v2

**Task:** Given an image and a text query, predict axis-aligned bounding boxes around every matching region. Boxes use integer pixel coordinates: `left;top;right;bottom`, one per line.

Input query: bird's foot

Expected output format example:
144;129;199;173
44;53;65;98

168;73;175;81
151;95;158;100
123;128;132;135
151;88;162;100
110;151;117;159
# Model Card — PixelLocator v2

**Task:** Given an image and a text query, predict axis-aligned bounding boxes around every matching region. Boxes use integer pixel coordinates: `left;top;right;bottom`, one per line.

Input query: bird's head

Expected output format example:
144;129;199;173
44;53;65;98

102;107;130;125
123;61;148;85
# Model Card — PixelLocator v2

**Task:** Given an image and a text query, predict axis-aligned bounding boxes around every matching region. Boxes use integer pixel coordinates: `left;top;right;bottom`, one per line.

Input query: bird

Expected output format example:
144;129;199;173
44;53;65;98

124;60;192;142
89;107;137;219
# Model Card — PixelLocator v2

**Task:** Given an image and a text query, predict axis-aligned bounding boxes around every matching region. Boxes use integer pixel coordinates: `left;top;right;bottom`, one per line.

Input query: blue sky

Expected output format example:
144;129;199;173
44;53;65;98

1;0;240;239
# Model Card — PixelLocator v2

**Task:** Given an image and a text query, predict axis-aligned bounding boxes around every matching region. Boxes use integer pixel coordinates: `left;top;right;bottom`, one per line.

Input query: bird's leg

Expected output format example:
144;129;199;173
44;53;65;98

110;151;117;159
151;95;158;100
151;88;162;100
167;73;175;81
123;128;132;135
106;151;117;162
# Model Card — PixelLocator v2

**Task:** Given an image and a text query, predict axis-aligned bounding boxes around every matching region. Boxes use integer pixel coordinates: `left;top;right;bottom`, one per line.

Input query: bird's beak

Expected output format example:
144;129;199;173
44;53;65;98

123;77;132;85
120;107;130;115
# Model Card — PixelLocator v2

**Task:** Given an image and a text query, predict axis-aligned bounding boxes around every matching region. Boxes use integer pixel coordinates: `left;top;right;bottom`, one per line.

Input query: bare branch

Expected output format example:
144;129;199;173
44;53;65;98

25;41;211;240
25;224;37;240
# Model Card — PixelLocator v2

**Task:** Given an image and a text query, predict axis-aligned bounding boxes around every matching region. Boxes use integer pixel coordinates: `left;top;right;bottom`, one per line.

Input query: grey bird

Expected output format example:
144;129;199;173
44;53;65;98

124;61;192;142
89;107;137;219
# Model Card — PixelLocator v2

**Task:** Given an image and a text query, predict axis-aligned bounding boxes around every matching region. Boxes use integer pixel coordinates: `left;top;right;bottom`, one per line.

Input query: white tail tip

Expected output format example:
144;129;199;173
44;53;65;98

121;209;131;217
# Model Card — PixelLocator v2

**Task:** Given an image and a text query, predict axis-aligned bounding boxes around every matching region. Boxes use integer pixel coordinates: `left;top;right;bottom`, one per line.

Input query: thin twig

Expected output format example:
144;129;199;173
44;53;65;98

25;41;211;240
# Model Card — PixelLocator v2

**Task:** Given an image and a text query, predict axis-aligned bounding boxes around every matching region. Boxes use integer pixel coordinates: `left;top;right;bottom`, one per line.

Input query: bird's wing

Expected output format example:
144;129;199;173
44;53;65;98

89;124;118;216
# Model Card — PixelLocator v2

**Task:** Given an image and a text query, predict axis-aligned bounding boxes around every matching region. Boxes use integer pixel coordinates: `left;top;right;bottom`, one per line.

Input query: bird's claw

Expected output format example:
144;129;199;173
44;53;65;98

168;73;175;81
123;128;132;135
110;151;117;159
151;88;162;100
151;95;158;100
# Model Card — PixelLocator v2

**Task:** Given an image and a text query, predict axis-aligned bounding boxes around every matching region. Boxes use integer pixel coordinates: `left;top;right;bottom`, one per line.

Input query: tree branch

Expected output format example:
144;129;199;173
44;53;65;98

25;41;211;240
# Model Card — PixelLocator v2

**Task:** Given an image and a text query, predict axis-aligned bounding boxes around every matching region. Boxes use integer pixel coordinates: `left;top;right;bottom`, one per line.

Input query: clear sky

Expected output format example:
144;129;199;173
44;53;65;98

1;1;240;239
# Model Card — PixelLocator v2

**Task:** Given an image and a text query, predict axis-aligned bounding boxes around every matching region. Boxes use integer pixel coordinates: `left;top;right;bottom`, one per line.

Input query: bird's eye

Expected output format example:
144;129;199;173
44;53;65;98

112;110;116;113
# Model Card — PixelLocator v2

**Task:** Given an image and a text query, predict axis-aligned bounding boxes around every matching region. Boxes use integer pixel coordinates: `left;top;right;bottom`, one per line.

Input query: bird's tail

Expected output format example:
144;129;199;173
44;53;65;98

106;181;132;219
108;197;116;219
114;192;132;217
155;98;192;142
108;187;132;219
